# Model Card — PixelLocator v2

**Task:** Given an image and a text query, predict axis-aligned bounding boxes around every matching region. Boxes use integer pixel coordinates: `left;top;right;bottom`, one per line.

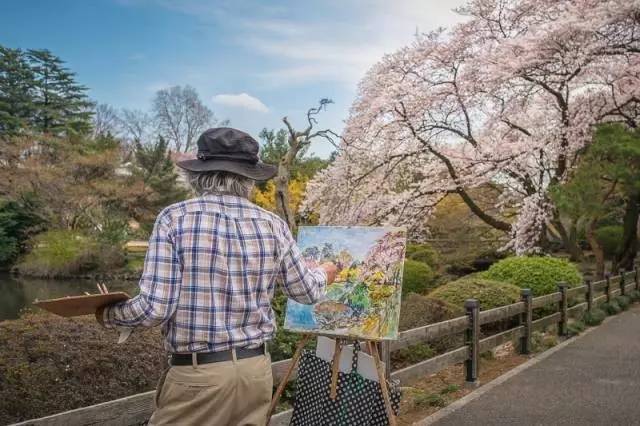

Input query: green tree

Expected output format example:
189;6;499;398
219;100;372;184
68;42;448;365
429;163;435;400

0;196;44;266
0;46;36;134
26;48;93;135
131;136;189;229
551;124;640;274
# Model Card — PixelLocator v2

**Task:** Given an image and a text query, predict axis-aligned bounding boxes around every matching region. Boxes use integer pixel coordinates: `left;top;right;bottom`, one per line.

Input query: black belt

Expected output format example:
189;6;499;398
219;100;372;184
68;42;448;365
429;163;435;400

170;345;266;366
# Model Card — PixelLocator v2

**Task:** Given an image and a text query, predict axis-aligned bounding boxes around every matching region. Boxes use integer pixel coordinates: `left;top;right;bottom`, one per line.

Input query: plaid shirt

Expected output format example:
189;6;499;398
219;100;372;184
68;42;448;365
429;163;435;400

103;194;327;353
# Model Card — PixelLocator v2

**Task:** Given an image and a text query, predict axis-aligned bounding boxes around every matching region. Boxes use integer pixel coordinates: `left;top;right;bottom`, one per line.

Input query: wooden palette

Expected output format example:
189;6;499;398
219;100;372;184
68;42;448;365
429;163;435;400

33;292;130;317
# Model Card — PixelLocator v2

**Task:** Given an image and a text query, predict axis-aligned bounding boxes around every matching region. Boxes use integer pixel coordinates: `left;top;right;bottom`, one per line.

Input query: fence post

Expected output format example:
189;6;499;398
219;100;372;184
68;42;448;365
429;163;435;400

620;268;626;296
605;273;612;303
464;299;480;386
558;282;568;337
519;289;532;355
585;279;593;313
636;267;639;291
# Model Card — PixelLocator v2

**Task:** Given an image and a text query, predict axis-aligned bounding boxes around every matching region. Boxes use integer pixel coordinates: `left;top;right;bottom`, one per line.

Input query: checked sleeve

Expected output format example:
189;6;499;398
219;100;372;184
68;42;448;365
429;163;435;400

103;212;182;328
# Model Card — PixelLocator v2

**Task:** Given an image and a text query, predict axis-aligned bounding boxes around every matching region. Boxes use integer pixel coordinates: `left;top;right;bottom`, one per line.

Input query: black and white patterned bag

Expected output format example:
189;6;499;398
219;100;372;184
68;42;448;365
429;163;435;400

290;341;401;426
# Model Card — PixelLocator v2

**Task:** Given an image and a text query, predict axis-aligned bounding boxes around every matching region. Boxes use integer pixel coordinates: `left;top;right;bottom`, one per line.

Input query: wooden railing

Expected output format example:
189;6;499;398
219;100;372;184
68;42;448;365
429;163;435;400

14;268;639;426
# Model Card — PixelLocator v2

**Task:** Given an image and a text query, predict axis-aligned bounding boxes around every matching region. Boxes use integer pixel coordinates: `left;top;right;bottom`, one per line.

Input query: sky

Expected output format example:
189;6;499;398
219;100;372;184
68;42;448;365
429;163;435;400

298;226;391;261
0;0;467;157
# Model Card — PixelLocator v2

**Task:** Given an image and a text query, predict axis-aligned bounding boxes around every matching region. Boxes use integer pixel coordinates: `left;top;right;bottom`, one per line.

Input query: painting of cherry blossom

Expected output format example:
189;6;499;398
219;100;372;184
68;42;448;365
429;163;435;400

284;226;406;340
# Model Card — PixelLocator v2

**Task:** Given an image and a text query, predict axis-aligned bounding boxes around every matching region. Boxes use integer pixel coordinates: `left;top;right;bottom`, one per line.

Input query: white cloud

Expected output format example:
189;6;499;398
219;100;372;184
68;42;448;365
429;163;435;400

212;93;269;113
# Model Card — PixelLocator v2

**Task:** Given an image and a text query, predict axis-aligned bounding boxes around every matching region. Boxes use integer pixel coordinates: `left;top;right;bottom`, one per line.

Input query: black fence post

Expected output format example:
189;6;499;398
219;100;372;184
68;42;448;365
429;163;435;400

464;299;480;386
519;289;532;355
605;273;612;303
636;267;639;292
586;279;593;313
620;268;626;296
558;282;568;337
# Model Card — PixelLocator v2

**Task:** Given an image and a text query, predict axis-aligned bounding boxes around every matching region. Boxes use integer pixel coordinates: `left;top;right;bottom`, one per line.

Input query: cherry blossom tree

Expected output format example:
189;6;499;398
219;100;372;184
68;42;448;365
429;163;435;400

303;0;640;254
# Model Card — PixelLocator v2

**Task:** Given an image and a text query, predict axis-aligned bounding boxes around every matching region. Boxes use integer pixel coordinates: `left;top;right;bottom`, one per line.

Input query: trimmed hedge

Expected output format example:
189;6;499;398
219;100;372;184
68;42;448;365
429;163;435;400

406;243;439;269
402;259;437;297
428;277;521;310
399;293;462;331
594;225;623;259
483;256;582;295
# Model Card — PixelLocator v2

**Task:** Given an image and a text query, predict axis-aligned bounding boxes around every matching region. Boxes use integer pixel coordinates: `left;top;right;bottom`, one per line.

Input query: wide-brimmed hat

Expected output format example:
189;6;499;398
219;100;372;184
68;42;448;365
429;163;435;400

176;127;277;181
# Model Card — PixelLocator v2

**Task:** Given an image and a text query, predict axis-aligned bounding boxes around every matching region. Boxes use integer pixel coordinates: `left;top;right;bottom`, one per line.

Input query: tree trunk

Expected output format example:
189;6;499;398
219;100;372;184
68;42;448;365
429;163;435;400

275;147;299;234
586;218;605;279
614;191;640;272
552;218;582;261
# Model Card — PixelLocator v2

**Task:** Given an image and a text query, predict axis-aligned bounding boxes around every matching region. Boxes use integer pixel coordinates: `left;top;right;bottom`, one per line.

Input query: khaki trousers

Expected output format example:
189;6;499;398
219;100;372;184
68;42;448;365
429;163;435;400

149;353;273;426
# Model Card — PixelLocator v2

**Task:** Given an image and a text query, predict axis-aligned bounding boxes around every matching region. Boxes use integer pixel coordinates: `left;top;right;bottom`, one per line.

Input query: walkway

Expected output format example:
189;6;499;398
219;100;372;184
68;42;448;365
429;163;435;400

426;304;640;425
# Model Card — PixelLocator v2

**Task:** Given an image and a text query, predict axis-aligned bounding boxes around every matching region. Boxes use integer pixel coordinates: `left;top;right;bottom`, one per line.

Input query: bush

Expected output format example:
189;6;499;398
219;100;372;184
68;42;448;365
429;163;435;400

16;230;125;278
567;320;586;336
399;293;462;331
601;300;622;315
583;308;606;326
483;256;582;295
628;290;640;302
402;259;437;297
428;277;521;310
594;225;623;259
531;331;558;352
614;295;631;310
406;243;439;269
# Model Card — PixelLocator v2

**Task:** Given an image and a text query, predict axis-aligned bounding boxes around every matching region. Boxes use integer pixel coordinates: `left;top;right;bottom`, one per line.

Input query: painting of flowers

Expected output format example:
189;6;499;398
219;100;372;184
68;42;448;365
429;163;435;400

284;226;406;340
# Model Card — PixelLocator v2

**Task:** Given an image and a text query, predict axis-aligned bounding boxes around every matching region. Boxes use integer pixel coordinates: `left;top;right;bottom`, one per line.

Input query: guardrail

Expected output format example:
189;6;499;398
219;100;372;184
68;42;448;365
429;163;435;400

14;268;639;426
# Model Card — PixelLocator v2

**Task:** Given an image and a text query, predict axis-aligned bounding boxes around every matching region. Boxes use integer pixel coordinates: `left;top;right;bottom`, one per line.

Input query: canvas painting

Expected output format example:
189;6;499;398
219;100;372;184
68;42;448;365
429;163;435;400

284;226;406;340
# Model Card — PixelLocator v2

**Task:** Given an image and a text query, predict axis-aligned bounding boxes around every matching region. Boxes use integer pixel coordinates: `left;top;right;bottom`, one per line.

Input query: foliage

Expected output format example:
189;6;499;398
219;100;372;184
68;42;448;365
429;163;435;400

531;331;558;352
406;243;439;269
414;392;446;408
0;197;44;266
399;293;461;331
428;277;521;310
628;290;640;302
567;320;586;336
131;136;189;227
303;1;640;255
252;178;311;223
614;295;631;310
601;300;622;315
594;226;623;260
391;343;435;366
582;308;606;326
0;45;93;135
16;230;124;278
402;260;436;297
484;256;582;295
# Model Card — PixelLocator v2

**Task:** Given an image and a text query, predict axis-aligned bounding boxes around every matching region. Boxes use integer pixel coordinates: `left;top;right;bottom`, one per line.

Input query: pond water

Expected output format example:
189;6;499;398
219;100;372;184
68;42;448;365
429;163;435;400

0;273;138;321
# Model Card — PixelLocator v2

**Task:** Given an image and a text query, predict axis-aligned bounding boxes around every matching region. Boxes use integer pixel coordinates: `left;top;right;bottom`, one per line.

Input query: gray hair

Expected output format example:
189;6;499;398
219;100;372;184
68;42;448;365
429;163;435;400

187;171;255;198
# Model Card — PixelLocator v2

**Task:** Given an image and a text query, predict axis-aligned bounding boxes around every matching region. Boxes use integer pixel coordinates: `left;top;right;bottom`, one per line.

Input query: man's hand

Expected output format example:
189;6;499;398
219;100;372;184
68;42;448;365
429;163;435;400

320;262;338;285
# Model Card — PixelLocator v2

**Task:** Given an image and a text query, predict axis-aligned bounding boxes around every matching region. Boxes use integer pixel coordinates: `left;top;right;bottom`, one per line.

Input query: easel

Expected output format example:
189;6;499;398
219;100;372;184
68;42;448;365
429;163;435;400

267;334;397;426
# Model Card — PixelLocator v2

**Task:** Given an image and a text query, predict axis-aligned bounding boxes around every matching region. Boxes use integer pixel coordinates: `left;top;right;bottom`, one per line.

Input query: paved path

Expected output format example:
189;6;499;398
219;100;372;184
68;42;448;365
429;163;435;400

429;305;640;425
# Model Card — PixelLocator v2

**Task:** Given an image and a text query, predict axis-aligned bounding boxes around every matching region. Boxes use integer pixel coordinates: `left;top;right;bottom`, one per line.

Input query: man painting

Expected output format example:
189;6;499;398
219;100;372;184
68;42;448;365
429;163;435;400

96;127;337;425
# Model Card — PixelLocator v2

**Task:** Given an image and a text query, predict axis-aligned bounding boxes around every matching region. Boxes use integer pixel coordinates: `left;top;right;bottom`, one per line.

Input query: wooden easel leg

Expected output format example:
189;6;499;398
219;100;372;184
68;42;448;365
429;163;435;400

329;339;342;400
267;334;311;425
369;341;397;426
